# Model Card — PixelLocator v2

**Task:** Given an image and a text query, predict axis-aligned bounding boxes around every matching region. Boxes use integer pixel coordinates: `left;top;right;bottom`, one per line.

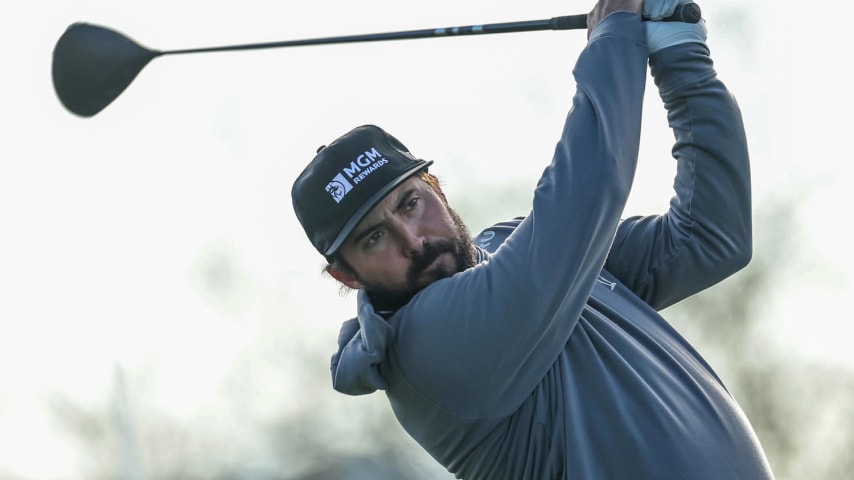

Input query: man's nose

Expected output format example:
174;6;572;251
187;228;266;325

399;223;426;258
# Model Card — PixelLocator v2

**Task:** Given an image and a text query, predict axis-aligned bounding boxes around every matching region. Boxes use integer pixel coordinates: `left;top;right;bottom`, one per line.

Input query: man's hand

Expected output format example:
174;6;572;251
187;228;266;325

645;0;707;53
587;0;643;38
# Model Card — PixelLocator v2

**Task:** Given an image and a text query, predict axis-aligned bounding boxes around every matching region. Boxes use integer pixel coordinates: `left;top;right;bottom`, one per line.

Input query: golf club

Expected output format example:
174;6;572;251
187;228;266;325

52;3;701;118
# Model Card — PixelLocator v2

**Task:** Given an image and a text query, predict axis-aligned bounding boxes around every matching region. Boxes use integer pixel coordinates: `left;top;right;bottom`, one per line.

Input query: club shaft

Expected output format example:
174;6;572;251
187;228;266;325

161;16;586;56
159;3;699;56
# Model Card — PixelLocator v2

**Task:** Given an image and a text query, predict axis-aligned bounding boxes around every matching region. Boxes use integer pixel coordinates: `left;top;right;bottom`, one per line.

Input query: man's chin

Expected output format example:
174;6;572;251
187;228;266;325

417;253;457;284
364;287;420;313
367;252;466;312
366;271;450;313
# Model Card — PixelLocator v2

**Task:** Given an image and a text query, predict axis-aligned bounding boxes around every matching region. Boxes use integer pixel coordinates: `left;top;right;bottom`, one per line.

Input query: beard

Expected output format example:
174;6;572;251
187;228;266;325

362;206;477;313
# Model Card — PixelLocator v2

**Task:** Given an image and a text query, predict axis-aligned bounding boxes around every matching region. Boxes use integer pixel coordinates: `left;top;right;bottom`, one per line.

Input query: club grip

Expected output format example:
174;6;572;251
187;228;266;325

550;14;587;30
659;3;702;23
550;2;701;30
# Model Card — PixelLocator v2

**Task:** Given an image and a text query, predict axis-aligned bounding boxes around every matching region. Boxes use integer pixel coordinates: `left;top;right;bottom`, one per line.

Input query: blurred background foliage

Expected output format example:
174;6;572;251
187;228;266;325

41;189;854;480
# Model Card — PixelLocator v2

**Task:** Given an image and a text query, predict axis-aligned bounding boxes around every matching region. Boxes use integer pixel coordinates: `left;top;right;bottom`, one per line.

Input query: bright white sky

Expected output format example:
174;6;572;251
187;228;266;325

2;0;853;477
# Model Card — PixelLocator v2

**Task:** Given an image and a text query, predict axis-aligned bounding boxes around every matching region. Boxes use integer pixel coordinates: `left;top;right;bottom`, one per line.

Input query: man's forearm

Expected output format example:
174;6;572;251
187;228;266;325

608;41;751;310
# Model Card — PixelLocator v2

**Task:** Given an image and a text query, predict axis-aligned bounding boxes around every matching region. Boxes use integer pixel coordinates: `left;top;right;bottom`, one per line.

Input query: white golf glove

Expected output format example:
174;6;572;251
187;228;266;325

645;0;707;54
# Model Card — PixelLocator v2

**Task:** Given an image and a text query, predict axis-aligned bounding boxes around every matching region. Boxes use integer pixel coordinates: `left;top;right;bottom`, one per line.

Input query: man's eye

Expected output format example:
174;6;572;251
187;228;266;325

366;231;383;246
406;197;419;210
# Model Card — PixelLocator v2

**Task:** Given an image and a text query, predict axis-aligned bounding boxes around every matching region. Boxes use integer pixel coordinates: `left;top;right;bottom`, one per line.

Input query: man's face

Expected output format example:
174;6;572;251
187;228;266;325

332;176;476;310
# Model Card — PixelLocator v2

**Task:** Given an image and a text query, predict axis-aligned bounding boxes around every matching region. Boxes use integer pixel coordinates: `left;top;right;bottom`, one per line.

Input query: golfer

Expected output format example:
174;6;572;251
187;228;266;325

291;0;775;477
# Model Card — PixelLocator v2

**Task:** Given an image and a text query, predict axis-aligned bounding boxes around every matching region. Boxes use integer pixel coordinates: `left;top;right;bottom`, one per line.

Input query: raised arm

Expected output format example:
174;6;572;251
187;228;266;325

391;8;647;416
605;24;752;310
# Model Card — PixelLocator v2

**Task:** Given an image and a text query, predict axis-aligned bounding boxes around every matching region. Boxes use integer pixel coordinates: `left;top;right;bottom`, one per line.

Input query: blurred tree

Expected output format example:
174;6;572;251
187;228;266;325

47;194;854;480
665;195;854;480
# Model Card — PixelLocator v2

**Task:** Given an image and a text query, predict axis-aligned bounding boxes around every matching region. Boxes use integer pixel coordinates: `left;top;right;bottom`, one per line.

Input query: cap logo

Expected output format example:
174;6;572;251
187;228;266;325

325;174;354;203
323;146;391;203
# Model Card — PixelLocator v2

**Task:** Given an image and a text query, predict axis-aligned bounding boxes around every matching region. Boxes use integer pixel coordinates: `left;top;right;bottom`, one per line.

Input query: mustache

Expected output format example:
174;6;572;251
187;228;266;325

408;240;457;282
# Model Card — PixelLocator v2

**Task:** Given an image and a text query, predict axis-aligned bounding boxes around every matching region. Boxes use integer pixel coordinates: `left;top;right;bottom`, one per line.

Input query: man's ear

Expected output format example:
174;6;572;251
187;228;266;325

326;265;363;290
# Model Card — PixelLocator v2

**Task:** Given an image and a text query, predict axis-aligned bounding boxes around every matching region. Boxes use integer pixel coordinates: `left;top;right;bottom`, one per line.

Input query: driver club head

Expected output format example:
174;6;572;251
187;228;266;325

52;23;161;117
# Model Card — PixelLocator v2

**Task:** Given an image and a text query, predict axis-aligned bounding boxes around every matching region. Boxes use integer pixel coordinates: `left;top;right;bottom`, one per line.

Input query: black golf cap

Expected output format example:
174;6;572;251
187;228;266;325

292;125;433;257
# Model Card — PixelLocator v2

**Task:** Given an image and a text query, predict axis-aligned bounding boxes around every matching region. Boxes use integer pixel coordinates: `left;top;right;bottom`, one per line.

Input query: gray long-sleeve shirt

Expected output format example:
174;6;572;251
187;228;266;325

330;12;774;480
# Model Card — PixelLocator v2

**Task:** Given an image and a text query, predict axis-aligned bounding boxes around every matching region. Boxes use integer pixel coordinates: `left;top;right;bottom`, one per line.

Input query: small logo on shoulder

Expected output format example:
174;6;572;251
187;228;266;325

597;275;616;291
326;174;354;203
476;231;496;250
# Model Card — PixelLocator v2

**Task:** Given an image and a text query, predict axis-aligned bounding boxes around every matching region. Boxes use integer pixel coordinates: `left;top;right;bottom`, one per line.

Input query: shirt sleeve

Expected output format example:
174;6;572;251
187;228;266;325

388;12;648;418
604;42;752;310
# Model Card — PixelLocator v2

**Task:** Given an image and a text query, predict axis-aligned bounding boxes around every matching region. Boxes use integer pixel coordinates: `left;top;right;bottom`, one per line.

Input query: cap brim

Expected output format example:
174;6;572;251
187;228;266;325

324;159;433;256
